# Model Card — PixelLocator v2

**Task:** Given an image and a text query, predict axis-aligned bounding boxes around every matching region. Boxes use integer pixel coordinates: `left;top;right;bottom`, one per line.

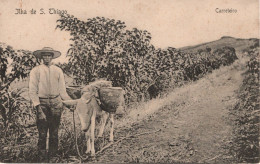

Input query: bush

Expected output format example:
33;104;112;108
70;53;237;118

0;43;38;162
56;13;238;103
229;47;259;163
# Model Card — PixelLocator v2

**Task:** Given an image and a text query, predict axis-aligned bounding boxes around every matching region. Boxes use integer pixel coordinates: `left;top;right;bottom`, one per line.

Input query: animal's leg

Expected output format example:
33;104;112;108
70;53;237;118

85;131;91;154
109;114;114;142
90;109;96;156
98;112;109;138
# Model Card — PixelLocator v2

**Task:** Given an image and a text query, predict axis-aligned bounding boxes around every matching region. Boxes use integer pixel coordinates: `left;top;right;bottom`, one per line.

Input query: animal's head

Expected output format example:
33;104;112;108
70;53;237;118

63;85;100;132
63;84;125;132
81;85;99;99
63;85;99;105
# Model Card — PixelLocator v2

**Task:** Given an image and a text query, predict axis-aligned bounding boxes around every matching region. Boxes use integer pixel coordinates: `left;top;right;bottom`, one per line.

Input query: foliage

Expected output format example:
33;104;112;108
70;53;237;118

246;48;259;75
0;13;242;162
56;15;126;83
230;47;259;163
0;43;37;127
0;43;38;162
56;13;238;103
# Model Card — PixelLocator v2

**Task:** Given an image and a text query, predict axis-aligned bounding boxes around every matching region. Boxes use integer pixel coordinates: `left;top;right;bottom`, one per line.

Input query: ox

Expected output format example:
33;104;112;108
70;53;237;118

63;84;124;156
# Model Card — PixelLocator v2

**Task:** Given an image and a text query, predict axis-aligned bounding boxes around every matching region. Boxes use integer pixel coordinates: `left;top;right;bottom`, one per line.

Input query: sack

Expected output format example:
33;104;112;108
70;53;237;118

98;87;125;113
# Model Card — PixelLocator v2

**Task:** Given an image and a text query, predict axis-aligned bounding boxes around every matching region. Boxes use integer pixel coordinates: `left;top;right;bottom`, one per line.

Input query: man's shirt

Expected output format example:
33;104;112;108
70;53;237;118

29;64;71;107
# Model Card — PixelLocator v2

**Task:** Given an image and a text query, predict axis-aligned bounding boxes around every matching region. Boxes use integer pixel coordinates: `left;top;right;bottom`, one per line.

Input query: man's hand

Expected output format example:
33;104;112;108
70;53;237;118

62;100;77;111
36;105;46;120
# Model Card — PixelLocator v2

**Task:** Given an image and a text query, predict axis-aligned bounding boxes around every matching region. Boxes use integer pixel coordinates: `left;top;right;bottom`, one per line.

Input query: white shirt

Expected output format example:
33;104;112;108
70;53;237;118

29;64;71;106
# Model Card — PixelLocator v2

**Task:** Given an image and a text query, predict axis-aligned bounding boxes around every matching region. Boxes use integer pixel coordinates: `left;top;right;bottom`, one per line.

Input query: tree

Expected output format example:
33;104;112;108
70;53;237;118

57;14;126;84
0;43;38;128
56;13;238;103
56;14;156;103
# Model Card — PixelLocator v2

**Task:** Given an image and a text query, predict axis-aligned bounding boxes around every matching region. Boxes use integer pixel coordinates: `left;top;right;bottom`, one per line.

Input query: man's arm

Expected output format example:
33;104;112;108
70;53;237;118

29;67;40;107
59;69;72;101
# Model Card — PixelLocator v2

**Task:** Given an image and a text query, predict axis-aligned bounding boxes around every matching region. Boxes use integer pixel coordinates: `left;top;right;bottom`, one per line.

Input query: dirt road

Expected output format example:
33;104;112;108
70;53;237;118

90;59;246;163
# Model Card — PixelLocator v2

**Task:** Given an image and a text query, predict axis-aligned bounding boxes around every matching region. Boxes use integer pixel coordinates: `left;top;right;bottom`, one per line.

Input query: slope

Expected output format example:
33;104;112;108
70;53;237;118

179;36;258;53
91;53;247;163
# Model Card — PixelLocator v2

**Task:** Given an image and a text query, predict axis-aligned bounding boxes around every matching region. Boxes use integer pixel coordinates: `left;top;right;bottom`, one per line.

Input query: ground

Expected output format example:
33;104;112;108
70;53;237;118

73;55;246;163
1;52;249;163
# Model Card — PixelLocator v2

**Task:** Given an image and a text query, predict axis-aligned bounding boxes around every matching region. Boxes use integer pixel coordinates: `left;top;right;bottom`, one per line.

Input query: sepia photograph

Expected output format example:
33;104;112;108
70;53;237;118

0;0;259;163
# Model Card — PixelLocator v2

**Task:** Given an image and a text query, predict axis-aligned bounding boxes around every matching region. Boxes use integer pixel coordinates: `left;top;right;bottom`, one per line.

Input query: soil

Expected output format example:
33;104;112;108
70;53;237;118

0;54;250;163
85;59;245;163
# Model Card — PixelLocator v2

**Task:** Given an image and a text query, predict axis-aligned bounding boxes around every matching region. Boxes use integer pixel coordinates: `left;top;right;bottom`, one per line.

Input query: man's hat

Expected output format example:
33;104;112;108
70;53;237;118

33;47;61;59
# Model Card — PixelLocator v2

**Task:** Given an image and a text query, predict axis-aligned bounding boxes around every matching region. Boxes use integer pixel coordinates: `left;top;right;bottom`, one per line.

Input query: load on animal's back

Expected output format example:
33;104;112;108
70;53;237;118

98;86;125;113
63;80;125;156
81;80;125;112
77;80;124;130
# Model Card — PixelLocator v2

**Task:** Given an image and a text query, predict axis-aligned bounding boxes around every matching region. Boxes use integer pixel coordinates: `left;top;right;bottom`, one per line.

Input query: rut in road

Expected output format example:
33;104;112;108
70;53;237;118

93;58;246;163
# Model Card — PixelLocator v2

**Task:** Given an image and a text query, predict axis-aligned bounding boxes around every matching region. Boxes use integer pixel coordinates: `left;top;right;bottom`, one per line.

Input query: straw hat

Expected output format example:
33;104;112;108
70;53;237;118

33;47;61;59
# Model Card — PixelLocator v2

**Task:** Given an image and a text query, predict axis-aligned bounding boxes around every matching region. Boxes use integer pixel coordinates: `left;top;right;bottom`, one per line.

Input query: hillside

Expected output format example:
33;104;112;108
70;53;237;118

0;36;258;163
93;53;246;163
179;36;259;53
83;48;259;163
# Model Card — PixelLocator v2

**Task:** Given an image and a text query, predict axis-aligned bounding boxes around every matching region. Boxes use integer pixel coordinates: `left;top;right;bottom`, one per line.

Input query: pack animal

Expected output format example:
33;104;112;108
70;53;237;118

63;85;124;156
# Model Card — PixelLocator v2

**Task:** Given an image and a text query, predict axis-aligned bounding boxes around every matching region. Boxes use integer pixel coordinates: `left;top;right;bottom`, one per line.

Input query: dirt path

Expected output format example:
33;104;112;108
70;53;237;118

90;59;246;163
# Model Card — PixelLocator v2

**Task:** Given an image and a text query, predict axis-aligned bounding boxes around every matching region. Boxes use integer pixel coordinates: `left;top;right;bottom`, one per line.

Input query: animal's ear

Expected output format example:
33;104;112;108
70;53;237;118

81;85;97;95
62;99;78;106
81;85;92;95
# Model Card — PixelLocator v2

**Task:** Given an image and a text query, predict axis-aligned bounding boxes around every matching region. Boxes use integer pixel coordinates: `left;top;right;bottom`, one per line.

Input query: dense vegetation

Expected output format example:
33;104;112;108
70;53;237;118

0;43;39;162
56;13;238;104
230;46;259;163
1;13;254;162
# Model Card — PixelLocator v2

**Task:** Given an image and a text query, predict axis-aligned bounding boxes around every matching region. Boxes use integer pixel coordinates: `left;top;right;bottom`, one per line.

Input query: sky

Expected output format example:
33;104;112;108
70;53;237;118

0;0;259;63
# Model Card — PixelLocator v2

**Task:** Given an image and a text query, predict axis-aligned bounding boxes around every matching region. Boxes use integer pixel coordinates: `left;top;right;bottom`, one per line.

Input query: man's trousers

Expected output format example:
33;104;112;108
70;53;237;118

36;96;63;156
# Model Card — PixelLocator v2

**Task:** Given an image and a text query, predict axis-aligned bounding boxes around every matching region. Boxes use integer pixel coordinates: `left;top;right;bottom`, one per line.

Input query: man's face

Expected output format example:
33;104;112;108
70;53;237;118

41;52;53;65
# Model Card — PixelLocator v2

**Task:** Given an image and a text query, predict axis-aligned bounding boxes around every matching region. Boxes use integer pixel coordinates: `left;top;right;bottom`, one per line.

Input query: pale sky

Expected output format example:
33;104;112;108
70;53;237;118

0;0;259;62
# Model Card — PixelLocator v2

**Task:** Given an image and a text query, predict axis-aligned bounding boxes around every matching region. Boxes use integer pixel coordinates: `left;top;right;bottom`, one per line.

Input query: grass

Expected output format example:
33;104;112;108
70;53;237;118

228;49;259;163
117;53;246;130
0;49;252;163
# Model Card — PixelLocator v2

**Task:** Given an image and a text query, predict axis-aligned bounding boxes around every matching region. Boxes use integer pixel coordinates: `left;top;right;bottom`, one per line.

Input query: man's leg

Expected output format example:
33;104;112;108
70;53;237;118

48;98;62;157
36;104;49;161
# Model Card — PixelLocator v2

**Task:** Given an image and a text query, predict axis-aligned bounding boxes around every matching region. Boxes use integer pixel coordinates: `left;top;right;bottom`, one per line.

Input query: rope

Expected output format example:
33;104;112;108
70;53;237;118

71;95;101;162
72;110;89;161
72;108;161;162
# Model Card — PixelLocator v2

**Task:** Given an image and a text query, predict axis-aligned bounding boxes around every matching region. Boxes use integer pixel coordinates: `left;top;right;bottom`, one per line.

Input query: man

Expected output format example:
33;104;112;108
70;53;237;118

29;47;72;161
